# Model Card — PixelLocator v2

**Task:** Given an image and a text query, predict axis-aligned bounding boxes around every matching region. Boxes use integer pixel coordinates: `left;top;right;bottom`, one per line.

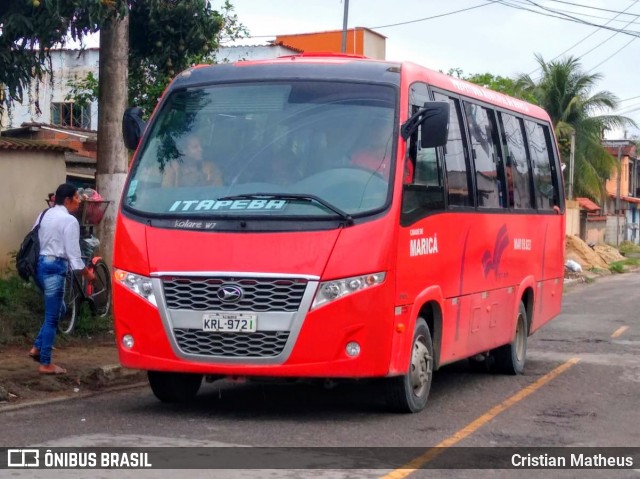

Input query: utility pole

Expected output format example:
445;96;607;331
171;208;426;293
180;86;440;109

341;0;349;53
97;13;130;267
616;145;622;246
568;131;576;200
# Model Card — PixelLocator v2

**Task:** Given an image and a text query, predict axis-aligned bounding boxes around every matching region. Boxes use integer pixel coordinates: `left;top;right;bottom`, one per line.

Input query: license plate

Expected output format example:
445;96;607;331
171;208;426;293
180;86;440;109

203;313;257;332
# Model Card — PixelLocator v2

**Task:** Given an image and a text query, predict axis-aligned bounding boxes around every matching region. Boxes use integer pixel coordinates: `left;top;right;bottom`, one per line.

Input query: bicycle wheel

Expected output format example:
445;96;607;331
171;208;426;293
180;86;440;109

58;269;80;334
90;259;112;317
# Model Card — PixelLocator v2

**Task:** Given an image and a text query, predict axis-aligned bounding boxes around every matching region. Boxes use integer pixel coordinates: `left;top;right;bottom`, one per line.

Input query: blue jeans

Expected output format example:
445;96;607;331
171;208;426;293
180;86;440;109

34;256;68;365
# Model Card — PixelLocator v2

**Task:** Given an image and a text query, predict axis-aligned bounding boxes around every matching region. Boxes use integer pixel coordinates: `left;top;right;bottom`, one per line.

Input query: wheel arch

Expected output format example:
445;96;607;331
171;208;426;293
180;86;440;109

416;300;443;370
515;275;536;336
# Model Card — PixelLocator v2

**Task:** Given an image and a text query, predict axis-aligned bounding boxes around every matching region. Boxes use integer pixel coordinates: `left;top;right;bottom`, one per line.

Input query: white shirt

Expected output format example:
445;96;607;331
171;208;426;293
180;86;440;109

33;205;85;271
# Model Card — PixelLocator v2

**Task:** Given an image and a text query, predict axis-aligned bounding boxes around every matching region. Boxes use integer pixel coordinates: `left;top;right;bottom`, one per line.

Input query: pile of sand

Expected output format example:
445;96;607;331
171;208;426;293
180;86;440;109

565;235;609;270
593;244;625;264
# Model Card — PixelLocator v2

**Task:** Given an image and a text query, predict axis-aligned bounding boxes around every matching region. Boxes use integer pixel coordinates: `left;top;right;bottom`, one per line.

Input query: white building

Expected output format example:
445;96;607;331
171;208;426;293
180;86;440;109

216;43;300;63
1;48;100;131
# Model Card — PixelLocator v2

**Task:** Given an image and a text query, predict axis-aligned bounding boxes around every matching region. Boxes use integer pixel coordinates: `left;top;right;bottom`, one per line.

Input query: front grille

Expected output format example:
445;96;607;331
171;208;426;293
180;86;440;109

174;328;289;357
162;277;307;312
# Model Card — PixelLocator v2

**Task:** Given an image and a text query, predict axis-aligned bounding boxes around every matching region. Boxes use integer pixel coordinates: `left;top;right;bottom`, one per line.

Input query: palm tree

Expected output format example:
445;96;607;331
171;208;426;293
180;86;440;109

516;54;636;201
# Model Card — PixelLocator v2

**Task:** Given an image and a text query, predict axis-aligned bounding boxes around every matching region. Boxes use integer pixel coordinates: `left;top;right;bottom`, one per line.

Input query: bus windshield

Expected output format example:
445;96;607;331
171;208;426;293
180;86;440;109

125;81;398;219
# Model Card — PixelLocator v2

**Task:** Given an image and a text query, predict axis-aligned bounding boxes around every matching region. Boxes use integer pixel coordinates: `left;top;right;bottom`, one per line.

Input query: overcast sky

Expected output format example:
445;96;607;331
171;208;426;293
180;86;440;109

224;0;640;137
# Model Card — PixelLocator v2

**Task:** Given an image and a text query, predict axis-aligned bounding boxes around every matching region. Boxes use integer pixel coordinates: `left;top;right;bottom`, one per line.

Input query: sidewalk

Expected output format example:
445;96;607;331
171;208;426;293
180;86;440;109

0;333;145;409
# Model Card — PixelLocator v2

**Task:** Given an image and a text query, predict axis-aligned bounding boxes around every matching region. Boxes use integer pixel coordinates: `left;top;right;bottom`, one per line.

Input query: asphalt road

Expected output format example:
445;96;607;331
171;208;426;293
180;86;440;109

1;272;639;479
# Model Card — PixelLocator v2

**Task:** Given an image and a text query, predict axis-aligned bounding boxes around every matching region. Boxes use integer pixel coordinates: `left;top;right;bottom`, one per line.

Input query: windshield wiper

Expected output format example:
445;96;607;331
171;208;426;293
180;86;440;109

217;193;354;226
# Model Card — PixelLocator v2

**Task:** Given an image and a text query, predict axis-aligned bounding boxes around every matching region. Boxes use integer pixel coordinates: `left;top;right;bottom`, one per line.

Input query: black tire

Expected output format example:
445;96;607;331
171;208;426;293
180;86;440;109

90;260;112;317
493;302;528;375
147;371;203;403
385;318;434;413
58;269;80;334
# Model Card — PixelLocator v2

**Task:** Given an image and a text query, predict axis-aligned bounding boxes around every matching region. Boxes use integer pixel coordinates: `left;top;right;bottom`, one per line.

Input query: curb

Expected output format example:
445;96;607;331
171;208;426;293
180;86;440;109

85;364;147;386
0;365;147;413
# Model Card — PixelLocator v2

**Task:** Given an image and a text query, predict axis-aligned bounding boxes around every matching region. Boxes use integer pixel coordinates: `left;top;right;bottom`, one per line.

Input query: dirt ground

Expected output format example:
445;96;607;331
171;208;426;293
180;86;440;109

0;334;145;406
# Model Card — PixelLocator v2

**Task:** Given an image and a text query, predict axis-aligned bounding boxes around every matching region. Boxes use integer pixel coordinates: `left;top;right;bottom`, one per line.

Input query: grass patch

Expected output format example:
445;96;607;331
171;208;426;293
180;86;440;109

0;275;44;342
72;303;113;337
619;241;640;255
0;272;112;343
609;258;640;273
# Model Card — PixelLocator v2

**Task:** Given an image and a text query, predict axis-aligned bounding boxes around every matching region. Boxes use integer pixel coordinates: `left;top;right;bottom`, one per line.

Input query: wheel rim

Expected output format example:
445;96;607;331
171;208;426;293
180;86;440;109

92;262;111;317
410;335;432;398
515;313;525;362
58;272;77;334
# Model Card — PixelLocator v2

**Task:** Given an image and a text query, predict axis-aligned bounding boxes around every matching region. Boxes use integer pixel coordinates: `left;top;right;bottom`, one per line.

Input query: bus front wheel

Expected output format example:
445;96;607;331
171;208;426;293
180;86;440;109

147;371;203;403
493;302;528;375
385;318;433;413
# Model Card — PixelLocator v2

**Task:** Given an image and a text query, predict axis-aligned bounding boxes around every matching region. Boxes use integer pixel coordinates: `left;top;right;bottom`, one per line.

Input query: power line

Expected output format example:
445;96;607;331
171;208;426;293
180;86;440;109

537;0;640;17
526;0;639;76
586;35;638;72
619;95;640;102
235;2;499;39
494;0;640;37
369;2;496;29
575;1;639;61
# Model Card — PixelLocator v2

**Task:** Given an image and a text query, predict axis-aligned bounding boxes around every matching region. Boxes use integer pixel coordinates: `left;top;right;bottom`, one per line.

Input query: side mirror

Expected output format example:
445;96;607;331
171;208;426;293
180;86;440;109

122;107;146;150
401;101;450;148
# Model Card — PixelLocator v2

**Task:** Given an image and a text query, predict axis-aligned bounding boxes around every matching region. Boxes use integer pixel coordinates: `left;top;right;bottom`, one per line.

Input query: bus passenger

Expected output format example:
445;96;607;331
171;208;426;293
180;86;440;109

162;135;223;187
351;118;413;183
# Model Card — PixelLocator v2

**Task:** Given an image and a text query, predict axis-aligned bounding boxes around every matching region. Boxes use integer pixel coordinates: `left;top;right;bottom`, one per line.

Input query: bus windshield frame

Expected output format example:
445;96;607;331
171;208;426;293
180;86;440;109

124;80;399;224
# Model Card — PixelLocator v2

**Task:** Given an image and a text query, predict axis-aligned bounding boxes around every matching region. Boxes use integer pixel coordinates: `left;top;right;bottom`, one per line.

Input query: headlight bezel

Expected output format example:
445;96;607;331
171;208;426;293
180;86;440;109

311;272;386;310
114;269;158;307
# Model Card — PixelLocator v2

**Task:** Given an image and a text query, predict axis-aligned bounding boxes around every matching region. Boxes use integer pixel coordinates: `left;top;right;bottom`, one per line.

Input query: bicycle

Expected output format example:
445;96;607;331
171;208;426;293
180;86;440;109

58;199;112;334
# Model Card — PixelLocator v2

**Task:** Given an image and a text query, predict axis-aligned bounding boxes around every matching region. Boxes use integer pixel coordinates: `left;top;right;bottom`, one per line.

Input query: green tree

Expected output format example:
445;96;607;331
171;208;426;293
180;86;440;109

2;1;246;119
1;1;245;265
516;55;636;201
446;68;536;102
128;0;246;116
0;0;124;114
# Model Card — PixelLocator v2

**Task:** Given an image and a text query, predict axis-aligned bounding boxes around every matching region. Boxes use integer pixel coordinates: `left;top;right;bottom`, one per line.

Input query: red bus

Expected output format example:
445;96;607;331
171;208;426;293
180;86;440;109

116;53;565;412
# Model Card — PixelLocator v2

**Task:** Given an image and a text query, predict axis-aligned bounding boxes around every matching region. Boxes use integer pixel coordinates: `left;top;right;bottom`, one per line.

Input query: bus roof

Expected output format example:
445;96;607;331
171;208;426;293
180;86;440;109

399;61;549;120
172;54;549;121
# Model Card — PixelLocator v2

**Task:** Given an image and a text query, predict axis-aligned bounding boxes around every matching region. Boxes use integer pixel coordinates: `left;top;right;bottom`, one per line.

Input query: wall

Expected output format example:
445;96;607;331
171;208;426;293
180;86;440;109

362;30;386;60
217;45;298;63
626;207;639;244
605;214;626;246
1;49;100;131
586;218;606;245
0;151;67;273
275;28;386;59
565;200;580;237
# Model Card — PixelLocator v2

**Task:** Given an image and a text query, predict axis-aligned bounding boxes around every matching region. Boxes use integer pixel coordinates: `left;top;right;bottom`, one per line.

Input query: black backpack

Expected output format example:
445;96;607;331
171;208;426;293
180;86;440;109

16;208;50;282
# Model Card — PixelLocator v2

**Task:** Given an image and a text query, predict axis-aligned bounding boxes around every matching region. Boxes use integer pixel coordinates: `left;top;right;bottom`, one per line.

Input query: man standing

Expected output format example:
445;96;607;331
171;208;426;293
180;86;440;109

29;183;95;374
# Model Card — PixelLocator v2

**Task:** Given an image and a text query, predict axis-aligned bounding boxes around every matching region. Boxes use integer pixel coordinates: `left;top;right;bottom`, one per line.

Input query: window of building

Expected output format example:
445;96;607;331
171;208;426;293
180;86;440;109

498;112;533;209
51;102;91;129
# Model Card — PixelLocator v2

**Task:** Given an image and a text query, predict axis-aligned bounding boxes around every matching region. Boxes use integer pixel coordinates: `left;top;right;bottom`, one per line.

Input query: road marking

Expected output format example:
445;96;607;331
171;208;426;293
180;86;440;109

379;357;581;479
611;326;629;338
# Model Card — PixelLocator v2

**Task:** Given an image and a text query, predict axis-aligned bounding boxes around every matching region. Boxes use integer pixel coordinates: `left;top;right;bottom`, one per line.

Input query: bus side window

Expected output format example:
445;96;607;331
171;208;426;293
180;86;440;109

463;101;504;209
498;112;533;209
525;120;558;210
433;92;473;208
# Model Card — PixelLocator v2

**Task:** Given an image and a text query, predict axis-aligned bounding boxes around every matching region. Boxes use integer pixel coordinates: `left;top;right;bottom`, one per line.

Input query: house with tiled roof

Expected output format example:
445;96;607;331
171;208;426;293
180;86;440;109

602;140;640;244
2;122;97;187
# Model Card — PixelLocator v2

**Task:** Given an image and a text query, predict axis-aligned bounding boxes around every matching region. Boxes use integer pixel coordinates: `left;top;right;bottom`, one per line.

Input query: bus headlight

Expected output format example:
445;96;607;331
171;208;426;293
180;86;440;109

114;269;157;307
311;272;386;310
